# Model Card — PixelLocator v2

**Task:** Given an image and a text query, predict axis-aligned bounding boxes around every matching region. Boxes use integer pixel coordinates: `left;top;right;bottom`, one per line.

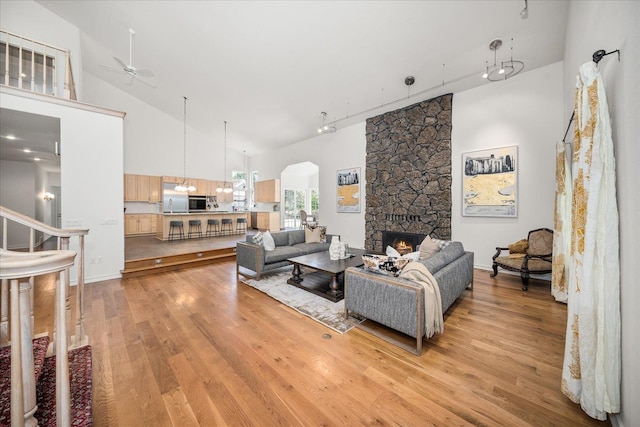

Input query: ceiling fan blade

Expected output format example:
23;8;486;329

98;64;125;74
112;56;128;70
135;75;157;89
135;68;154;77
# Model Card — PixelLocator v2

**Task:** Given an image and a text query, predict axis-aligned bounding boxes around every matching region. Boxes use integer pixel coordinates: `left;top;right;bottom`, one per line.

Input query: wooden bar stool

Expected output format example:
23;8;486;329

169;221;184;240
221;218;233;235
188;219;202;239
236;217;247;233
206;219;220;237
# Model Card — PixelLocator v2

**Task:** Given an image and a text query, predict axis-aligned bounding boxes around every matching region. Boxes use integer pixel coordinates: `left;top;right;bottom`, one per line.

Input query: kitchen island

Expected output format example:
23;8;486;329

157;212;248;240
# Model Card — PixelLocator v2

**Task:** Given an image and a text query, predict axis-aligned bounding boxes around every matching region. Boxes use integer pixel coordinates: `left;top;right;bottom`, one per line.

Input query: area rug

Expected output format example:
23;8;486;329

241;272;362;334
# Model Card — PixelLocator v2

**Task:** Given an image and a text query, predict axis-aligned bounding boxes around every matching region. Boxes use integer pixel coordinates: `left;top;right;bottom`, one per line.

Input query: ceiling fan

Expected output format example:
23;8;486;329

99;28;156;88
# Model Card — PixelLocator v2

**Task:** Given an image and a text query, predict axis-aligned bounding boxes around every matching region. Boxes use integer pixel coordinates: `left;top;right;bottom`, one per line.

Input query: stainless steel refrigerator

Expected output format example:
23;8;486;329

162;183;188;213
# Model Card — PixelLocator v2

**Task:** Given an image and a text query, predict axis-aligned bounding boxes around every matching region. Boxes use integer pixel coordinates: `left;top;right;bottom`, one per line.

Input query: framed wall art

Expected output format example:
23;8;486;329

336;167;360;213
462;145;518;217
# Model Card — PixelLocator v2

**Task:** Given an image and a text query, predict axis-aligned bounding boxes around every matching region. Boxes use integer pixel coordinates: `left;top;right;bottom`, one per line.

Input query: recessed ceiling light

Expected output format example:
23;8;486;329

6;135;16;140
23;148;31;153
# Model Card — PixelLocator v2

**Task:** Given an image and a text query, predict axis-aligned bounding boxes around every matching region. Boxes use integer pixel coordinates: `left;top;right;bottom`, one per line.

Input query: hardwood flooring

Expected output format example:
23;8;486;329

33;262;610;426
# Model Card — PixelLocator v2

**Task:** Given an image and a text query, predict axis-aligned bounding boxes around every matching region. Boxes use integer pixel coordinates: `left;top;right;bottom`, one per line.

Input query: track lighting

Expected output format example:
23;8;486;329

317;112;336;134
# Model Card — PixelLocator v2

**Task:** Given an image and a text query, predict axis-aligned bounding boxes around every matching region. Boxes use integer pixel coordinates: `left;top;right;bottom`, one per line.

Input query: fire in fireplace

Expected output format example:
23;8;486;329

382;231;426;255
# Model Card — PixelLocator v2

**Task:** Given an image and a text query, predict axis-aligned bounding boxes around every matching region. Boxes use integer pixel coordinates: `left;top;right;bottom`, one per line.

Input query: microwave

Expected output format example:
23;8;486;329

188;196;207;211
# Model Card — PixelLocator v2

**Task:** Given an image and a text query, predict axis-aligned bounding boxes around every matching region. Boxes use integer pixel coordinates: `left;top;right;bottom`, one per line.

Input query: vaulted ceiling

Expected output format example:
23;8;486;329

30;1;569;156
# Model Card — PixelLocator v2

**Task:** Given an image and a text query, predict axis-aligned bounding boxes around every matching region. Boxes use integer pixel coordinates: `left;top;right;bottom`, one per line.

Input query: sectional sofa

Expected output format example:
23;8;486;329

236;229;336;280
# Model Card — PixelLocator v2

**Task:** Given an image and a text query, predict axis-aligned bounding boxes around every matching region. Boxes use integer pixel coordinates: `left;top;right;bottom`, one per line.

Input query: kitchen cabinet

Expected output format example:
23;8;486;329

252;212;280;231
255;179;280;203
213;181;233;203
125;214;157;236
124;174;162;202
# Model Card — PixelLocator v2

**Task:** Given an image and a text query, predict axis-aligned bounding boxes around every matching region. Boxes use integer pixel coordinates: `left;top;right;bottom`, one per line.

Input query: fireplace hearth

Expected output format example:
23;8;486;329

382;231;426;255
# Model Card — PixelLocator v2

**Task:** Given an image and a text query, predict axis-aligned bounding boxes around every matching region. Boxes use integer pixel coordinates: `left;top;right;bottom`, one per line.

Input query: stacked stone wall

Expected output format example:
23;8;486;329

365;94;453;253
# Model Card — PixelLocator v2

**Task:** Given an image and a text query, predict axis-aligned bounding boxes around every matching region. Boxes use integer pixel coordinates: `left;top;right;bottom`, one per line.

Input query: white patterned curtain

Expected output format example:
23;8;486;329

561;61;621;420
552;138;571;303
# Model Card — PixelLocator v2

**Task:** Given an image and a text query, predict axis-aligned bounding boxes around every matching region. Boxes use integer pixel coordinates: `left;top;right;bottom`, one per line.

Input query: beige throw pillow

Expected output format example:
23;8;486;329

305;226;321;243
419;235;441;259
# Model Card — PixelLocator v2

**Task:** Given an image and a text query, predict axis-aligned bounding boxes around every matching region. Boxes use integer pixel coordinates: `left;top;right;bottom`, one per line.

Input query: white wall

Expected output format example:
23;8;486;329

563;2;640;426
451;62;564;269
0;0;83;99
0;160;36;248
82;72;243;181
0;91;125;284
249;122;366;248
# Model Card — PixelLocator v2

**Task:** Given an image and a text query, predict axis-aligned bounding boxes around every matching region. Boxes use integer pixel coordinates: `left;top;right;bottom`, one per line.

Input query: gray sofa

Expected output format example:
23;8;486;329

344;242;474;355
236;229;336;280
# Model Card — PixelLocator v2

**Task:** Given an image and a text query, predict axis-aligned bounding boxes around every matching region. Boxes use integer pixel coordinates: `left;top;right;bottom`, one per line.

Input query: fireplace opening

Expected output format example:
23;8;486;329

382;231;426;255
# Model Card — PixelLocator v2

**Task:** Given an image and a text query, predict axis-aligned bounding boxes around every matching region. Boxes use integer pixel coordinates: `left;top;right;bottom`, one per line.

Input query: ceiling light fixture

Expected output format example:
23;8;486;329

520;0;529;19
43;192;55;201
482;38;524;82
216;121;233;194
6;135;16;140
317;112;336;134
175;96;196;192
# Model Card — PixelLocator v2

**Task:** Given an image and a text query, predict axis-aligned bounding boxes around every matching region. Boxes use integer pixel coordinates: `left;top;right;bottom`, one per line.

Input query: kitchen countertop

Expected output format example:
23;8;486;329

161;211;247;216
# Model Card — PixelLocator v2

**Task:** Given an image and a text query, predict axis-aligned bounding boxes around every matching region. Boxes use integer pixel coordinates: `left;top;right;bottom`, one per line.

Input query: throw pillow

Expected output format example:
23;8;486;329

305;226;321;243
386;246;420;262
419;235;441;259
262;230;275;251
252;231;263;246
362;254;410;277
305;224;327;243
509;239;529;254
433;237;452;250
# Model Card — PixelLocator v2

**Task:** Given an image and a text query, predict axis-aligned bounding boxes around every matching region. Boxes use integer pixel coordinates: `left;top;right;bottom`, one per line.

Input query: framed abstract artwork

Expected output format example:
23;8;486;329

336;167;361;213
462;145;518;217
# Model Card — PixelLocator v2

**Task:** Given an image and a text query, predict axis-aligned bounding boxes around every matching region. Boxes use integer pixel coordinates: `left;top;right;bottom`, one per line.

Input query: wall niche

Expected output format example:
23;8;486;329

365;93;453;253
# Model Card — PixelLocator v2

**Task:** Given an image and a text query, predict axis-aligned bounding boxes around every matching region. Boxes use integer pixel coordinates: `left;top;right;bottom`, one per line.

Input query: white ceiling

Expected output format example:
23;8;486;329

10;1;569;159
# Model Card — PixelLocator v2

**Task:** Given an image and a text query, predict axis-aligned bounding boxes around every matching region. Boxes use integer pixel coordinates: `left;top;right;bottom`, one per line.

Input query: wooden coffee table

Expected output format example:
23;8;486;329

287;248;365;302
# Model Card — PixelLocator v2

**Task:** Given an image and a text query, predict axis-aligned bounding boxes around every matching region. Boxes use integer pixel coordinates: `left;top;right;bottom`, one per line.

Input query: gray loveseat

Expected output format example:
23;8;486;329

344;242;474;355
236;229;336;280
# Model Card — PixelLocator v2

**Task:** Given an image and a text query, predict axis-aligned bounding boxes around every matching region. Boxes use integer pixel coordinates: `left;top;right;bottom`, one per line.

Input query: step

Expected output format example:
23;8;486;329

121;246;236;278
0;336;51;425
35;345;92;426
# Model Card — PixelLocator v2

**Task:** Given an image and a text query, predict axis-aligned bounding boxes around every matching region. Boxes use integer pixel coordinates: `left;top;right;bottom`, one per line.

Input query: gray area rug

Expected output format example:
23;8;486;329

241;272;362;334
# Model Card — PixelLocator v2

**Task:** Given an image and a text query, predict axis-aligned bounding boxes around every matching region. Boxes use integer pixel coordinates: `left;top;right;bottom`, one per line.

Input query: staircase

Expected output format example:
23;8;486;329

0;206;90;426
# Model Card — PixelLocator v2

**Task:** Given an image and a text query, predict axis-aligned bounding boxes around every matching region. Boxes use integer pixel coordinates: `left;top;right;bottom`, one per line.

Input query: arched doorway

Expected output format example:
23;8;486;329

280;162;319;229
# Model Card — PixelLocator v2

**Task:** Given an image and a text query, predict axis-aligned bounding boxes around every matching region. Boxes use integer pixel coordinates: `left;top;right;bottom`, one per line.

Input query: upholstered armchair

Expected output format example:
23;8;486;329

490;228;553;291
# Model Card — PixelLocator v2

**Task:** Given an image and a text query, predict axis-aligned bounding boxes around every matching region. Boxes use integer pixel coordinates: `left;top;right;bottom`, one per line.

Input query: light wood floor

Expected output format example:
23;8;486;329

34;262;610;426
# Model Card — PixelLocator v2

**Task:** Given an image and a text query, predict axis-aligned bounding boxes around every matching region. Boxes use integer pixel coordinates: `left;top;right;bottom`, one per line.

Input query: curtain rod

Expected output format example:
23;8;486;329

562;48;621;143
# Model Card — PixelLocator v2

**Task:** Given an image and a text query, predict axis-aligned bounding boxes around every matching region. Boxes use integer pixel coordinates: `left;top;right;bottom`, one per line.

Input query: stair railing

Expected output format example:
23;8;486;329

1;248;76;427
0;28;77;100
0;205;89;349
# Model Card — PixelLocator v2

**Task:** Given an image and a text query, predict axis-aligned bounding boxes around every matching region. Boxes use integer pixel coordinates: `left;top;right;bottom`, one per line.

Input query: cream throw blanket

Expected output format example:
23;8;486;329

399;262;444;338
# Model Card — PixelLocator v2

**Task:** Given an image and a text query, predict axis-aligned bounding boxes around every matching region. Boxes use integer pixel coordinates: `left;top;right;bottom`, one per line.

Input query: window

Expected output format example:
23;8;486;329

232;170;247;211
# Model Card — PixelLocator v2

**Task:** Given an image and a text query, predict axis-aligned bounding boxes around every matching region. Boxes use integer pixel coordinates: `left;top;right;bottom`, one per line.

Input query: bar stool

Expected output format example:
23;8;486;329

221;218;233;235
236;217;247;234
188;219;202;239
169;220;184;240
206;218;220;237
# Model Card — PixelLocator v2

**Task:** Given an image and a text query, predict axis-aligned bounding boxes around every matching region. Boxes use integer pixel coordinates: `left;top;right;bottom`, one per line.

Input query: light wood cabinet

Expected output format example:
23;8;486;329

252;212;280;231
125;214;157;235
149;176;162;202
255;179;280;203
124;174;162;202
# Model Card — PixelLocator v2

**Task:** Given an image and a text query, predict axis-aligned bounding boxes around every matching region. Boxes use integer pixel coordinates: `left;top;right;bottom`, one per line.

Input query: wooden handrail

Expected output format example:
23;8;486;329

0;205;89;349
1;248;76;427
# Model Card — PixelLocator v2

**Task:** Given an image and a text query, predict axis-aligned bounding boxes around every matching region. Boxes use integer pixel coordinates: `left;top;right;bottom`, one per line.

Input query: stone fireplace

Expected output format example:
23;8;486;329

365;94;453;253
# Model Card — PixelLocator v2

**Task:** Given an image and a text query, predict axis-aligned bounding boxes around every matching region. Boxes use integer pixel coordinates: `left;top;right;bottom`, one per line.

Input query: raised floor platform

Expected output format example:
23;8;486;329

122;233;256;277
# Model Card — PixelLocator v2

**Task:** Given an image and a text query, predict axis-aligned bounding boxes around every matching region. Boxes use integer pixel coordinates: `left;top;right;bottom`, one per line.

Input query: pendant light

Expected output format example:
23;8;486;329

216;121;233;193
481;38;524;82
175;96;196;192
